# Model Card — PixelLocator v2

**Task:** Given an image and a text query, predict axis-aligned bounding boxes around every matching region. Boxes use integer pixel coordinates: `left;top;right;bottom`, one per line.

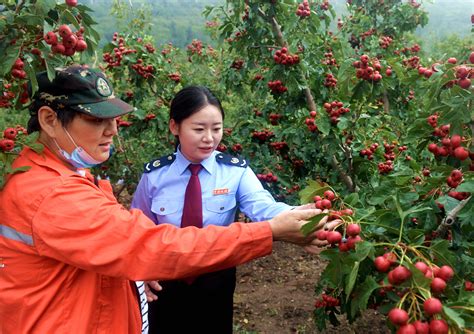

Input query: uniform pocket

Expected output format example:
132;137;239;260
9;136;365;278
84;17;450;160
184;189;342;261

151;198;180;216
205;195;236;213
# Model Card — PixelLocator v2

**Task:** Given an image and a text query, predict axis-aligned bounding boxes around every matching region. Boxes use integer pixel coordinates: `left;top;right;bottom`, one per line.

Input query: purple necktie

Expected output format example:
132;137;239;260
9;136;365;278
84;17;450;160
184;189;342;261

181;164;203;228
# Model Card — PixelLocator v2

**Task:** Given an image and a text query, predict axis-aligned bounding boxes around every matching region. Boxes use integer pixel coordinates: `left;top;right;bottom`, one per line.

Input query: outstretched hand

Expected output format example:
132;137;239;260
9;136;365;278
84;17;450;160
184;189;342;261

268;205;342;253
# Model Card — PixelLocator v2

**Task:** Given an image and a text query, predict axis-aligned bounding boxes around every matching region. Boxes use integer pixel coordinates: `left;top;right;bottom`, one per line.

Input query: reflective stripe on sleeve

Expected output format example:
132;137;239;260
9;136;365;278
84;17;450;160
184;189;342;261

0;224;34;246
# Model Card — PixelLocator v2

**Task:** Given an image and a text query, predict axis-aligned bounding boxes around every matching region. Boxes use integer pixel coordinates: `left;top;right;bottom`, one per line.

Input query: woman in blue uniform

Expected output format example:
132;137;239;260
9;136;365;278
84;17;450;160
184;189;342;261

131;86;296;333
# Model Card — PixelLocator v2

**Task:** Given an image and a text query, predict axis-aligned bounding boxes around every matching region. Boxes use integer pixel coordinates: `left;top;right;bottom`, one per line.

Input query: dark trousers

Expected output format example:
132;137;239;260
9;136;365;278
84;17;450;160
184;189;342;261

148;267;237;334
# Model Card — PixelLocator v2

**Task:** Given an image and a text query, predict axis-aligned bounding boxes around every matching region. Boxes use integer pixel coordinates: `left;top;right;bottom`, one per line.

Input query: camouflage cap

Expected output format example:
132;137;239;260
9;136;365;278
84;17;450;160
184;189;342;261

29;65;133;118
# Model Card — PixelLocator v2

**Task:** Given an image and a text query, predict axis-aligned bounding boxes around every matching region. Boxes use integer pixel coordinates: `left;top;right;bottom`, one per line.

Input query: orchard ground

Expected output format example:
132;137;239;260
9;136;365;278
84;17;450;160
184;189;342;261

234;242;389;334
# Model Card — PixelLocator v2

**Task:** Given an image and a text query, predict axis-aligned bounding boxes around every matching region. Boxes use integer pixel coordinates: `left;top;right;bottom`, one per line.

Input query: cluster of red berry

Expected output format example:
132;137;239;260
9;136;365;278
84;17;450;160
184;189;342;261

316;218;361;252
216;144;227;152
268;113;282;125
257;172;278;183
320;0;330;10
427;122;471;162
230;59;244;70
379;35;393;49
130;59;155;79
353;54;383;82
187;39;203;56
231;143;242;152
396;43;421;56
103;33;137;68
168;73;181;83
304;110;318;133
0;126;26;152
273;47;300;66
377;143;400;174
376;254;454;334
44;25;87;57
322;51;337;66
268;80;288;93
446;169;470;201
0;84;16;108
454;65;472;90
269;141;288;151
323;73;337;87
11;59;27;80
251;129;274;142
402;56;421;69
359;142;379;160
296;0;310;18
314;294;339;308
323;100;349;124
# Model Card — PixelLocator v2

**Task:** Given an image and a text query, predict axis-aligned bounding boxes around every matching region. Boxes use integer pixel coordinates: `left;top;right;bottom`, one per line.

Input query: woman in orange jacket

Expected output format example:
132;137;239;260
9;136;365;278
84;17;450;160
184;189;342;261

0;65;335;334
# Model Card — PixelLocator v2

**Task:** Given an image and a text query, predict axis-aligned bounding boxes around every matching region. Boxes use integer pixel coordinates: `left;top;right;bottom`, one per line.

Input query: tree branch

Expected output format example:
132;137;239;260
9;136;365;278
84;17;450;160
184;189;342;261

435;196;472;238
331;155;358;193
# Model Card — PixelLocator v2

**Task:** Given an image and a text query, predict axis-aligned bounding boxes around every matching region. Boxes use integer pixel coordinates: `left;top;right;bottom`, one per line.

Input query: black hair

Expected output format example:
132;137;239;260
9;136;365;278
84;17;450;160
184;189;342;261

27;108;77;133
170;86;224;123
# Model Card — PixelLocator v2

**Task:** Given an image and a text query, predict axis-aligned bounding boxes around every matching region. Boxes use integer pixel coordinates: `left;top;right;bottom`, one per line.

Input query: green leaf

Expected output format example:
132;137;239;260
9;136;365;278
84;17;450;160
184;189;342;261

354;241;374;261
350;275;379;318
456;181;474;193
27;143;44;154
443;306;465;329
301;213;327;236
345;261;359;302
344;193;359;206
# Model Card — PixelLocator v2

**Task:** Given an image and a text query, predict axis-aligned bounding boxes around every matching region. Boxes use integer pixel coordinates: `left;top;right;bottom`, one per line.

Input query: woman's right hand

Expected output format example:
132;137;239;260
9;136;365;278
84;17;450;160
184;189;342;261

268;208;341;253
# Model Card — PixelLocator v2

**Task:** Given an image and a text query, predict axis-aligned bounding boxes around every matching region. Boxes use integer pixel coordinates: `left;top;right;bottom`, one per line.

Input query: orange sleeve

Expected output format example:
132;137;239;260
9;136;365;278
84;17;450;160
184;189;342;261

31;176;273;281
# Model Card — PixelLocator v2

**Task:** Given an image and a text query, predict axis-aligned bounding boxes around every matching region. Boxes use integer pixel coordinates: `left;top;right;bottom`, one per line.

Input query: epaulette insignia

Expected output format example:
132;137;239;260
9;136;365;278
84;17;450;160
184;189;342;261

216;153;247;168
144;154;176;173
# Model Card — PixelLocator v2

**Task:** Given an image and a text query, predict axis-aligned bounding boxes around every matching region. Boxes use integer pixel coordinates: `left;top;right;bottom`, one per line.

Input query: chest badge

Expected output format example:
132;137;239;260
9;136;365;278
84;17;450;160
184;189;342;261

213;188;229;196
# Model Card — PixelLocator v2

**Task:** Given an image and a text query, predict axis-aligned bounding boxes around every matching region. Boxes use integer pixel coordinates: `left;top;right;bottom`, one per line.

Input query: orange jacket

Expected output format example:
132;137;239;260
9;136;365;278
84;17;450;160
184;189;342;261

0;146;273;334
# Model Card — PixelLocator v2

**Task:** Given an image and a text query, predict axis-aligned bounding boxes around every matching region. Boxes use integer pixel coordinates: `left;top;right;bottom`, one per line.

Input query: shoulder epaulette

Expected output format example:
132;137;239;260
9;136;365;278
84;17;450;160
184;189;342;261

215;153;247;168
143;154;176;173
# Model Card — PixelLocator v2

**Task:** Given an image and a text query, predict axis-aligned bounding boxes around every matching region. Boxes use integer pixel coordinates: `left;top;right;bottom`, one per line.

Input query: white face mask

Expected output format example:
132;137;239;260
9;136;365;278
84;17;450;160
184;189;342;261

54;128;112;169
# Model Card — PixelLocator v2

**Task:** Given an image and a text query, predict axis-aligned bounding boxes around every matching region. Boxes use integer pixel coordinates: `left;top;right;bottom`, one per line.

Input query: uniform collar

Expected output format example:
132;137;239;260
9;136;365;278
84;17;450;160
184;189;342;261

21;144;90;179
175;147;216;175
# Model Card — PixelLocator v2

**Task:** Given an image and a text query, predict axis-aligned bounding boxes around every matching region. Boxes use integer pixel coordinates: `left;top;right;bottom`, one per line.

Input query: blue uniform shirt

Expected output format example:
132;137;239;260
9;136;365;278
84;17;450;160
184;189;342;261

131;149;292;227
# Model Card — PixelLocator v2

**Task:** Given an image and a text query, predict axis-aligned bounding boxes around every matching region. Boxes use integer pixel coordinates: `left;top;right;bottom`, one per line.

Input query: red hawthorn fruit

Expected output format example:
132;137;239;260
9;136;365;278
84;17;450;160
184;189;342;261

470;51;474;64
3;128;18;140
338;241;350;252
309;110;317;118
326;231;342;244
313;195;322;202
429;319;448;334
465;281;474;291
346;224;360;237
436;265;454;282
383;252;397;264
396;324;416;334
374;256;391;272
315;229;328;241
63;34;78;48
414;261;429;274
388;308;409;326
413;320;430;334
321;199;332;209
450;135;461;148
323;190;335;201
58;24;72;38
424;297;443;316
447;57;457;64
431;277;447;293
65;0;78;6
392;266;411;283
44;31;58;45
458;78;471;89
346;235;361;249
453;146;469;160
75;39;88;52
51;44;66;54
0;139;15;152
